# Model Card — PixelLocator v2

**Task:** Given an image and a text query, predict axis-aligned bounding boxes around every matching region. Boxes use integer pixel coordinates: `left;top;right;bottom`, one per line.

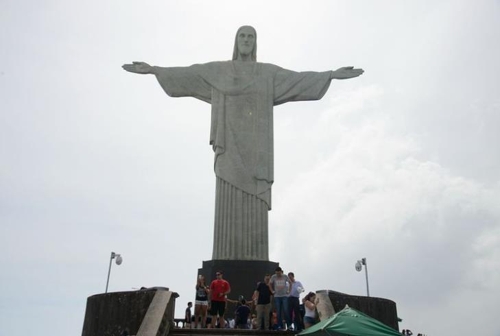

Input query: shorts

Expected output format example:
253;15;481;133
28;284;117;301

304;316;316;324
210;300;226;316
195;300;208;306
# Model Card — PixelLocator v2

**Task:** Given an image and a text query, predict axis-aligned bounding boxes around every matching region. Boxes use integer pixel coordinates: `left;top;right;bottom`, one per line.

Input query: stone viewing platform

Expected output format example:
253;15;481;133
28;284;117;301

172;328;297;335
81;286;298;336
81;287;398;336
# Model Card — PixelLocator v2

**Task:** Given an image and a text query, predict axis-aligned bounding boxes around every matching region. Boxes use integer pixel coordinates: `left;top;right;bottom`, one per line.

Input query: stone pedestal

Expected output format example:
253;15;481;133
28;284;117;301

198;259;279;316
81;288;178;336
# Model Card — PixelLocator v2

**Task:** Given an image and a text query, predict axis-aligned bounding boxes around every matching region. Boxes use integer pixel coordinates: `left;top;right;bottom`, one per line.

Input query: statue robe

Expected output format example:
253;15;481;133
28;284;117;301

154;61;332;260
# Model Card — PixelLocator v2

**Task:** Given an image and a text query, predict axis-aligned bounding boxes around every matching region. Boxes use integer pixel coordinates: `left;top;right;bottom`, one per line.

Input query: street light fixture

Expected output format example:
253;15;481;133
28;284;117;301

105;251;123;293
355;257;370;297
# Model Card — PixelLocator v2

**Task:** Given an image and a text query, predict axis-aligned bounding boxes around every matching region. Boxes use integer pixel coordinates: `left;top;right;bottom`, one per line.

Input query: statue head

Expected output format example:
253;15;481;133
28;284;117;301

232;25;257;61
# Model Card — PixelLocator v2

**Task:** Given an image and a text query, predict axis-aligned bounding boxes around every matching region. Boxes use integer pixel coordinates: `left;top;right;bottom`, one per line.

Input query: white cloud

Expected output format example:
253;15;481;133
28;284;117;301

270;82;500;334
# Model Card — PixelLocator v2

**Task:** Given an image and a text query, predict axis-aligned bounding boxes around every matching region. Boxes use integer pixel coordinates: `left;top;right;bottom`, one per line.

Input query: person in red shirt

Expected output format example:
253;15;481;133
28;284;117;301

209;271;231;328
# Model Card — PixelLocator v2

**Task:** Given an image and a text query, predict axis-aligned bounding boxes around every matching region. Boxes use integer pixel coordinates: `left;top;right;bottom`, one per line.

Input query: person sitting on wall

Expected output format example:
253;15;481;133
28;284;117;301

302;292;317;329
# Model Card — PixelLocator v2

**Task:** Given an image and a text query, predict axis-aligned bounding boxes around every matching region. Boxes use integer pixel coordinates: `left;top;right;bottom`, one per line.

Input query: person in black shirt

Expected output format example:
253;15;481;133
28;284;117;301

185;302;193;328
235;298;251;329
252;274;272;330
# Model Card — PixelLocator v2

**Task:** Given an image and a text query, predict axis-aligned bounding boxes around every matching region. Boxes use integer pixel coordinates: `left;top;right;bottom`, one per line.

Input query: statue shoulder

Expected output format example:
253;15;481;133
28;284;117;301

188;61;224;69
258;61;279;67
181;61;229;79
262;63;285;79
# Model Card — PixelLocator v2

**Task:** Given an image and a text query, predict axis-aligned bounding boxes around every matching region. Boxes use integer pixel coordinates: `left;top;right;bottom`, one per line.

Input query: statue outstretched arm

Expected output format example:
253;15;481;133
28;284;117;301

330;66;364;80
123;61;212;102
122;61;156;75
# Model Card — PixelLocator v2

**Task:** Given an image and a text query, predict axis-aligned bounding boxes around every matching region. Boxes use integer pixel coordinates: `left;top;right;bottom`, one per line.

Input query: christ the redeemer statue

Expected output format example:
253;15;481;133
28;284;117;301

123;26;363;261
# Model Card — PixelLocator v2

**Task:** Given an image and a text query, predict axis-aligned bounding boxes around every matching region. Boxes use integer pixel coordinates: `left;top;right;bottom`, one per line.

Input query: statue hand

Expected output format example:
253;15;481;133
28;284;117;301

122;61;154;74
331;66;364;80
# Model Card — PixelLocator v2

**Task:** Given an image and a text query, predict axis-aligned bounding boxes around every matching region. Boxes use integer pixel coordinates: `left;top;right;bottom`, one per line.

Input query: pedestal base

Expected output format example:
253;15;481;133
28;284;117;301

199;259;279;315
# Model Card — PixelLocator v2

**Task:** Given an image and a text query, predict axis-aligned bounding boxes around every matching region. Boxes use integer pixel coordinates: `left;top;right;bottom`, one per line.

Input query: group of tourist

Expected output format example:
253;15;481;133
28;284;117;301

253;267;318;331
184;267;318;331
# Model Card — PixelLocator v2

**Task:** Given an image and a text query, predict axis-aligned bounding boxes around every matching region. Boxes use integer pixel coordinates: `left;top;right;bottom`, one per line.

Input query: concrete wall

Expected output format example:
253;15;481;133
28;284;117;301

81;288;178;336
321;290;399;330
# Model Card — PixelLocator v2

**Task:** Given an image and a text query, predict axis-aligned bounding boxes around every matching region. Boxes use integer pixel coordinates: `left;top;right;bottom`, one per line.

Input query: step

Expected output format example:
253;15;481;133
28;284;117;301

171;328;297;336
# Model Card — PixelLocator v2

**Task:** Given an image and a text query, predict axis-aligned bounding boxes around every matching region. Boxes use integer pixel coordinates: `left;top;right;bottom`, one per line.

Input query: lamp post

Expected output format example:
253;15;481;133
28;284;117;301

355;257;370;297
105;252;123;293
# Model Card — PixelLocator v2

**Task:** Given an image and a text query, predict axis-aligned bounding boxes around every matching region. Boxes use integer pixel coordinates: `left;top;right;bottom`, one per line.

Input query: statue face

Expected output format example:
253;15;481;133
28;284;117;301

237;26;255;58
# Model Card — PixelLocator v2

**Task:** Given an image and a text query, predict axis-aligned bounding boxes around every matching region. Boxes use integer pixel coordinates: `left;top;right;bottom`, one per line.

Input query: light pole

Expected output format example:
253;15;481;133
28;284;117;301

355;257;370;297
105;252;123;293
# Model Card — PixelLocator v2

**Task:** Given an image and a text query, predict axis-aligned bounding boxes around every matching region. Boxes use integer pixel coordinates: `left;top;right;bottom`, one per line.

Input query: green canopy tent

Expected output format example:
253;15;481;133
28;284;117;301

299;305;401;336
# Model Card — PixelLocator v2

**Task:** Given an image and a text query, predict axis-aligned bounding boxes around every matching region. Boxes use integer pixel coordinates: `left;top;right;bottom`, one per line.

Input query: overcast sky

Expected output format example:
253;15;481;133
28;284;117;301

1;1;500;335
